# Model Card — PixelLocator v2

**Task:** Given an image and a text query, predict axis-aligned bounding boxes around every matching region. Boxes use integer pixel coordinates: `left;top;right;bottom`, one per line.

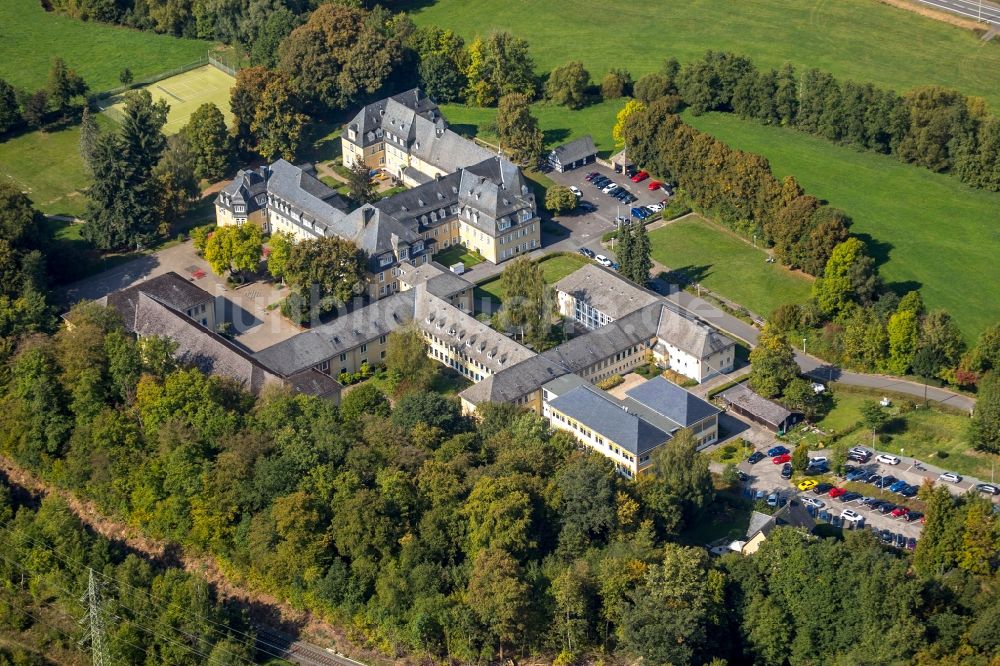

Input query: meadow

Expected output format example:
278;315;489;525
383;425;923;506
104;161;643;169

681;112;1000;341
410;0;1000;111
648;215;813;318
0;0;213;94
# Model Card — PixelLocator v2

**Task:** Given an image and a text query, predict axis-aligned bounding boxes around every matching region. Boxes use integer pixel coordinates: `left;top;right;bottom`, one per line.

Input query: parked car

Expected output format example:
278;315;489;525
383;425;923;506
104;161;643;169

631;171;649;183
866;474;883;485
848;451;872;463
895;533;907;549
890;506;910;518
809;456;829;468
878;476;898;489
646;203;663;212
878;529;893;543
594;254;613;268
767;446;790;457
648;180;663;190
584;172;600;181
569;186;582;197
607;186;625;197
903;511;923;523
813;483;834;495
781;463;793;479
819;510;831;523
747;451;766;464
802;496;825;509
899;484;918;498
602;183;619;194
610;261;620;271
631;207;650;219
578;247;595;258
828;487;847;499
906;537;917;551
938;472;962;484
845;469;870;482
878;503;897;514
619;192;637;204
867;500;887;511
805;463;828;476
798;479;819;491
889;479;909;493
876;453;901;466
841;509;864;525
976;483;1000;495
592;176;610;187
772;454;792;465
840;492;862;503
766;492;780;507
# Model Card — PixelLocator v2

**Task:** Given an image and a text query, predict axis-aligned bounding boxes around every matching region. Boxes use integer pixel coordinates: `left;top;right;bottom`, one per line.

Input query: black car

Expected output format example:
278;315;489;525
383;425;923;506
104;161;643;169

863;497;882;507
848;452;872;463
878;503;897;514
747;451;766;465
879;476;898;489
737;470;751;483
578;247;595;258
592;177;610;187
903;511;923;523
977;483;1000;496
879;529;893;543
868;500;887;511
781;463;793;479
840;492;862;503
899;485;918;498
813;483;834;495
894;533;907;549
622;194;638;204
866;474;882;485
607;186;624;197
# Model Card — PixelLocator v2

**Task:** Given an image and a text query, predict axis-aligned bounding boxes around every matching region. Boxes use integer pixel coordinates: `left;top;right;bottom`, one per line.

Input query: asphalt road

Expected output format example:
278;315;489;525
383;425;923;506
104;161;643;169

915;0;1000;24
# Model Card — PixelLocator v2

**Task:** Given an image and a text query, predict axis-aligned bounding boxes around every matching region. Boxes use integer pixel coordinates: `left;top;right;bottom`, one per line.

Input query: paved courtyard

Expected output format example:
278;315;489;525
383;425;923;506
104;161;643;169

61;241;302;352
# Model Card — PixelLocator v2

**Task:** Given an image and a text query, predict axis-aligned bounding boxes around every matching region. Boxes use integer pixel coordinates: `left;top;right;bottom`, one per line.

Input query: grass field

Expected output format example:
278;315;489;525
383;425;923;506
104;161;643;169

441;101;622;156
100;65;235;135
0;114;118;217
0;0;213;94
475;253;590;307
410;0;1000;111
433;245;484;268
682;112;1000;341
648;215;813;317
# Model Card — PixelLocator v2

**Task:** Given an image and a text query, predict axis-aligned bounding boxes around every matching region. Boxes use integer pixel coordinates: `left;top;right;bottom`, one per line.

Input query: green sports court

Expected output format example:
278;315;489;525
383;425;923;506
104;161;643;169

100;64;235;135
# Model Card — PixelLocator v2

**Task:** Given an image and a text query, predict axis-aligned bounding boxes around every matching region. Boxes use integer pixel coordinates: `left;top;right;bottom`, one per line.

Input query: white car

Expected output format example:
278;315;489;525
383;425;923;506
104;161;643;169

808;456;828;467
876;454;901;466
801;497;825;509
646;203;663;212
939;472;962;484
594;254;613;268
841;509;864;524
602;183;619;193
569;186;582;197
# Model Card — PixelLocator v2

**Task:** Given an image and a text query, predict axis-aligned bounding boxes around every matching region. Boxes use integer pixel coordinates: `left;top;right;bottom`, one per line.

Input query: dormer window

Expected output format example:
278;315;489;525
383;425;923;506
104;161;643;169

379;254;393;267
235;205;245;213
414;241;424;253
521;209;532;221
399;247;409;260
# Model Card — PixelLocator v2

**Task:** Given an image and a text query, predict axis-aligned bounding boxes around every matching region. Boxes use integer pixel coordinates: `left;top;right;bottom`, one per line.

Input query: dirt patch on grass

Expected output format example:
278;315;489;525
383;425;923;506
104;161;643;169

876;0;983;30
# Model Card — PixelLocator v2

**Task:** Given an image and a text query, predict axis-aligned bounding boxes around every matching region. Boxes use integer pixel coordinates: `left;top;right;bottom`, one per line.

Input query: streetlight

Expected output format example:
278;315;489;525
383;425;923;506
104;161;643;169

802;337;807;354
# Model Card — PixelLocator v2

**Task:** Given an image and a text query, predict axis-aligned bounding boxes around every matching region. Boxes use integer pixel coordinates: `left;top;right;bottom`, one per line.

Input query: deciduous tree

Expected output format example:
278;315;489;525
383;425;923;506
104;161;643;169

497;256;555;348
284;236;367;316
464;32;536;107
544;185;577;214
613;100;646;146
184;102;232;181
204;223;263;281
971;371;1000;453
252;74;306;161
546;61;590;109
347;159;375;205
496;92;543;165
385;325;437;394
749;326;798;398
812;238;879;316
600;68;632;100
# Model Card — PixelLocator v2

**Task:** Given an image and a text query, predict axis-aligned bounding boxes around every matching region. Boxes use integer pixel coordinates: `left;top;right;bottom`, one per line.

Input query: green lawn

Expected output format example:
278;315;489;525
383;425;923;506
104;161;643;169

0;0;214;94
683;112;1000;341
441;100;622;156
411;0;1000;111
806;386;997;481
648;215;813;317
475;253;590;306
0;113;117;217
433;245;484;268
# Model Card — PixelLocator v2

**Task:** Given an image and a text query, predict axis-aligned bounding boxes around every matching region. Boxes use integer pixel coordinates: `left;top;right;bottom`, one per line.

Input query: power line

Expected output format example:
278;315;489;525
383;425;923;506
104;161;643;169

80;567;110;666
0;522;281;665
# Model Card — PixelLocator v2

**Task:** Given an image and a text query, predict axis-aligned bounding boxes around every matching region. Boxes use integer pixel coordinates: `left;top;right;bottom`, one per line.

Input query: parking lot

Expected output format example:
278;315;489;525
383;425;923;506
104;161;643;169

546;162;668;231
738;448;926;544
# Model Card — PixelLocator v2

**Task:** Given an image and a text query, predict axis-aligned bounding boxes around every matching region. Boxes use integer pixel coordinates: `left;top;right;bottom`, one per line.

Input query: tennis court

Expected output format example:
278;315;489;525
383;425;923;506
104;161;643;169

101;64;235;135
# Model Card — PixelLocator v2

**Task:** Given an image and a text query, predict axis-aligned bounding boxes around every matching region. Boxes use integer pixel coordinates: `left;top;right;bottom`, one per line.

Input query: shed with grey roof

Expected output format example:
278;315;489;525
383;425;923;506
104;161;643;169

547;135;597;172
718;383;802;433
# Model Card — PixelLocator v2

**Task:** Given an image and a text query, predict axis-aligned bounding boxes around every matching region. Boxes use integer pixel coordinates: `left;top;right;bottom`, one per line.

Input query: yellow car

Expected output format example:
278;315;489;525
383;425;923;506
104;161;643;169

797;479;818;491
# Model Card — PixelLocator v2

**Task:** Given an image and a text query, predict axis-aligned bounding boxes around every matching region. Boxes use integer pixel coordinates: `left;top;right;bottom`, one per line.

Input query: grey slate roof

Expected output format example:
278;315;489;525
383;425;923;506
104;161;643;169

460;355;570;405
541;305;659;372
548;384;669;455
625;376;720;428
655;305;734;358
718;384;795;428
132;292;283;395
549;135;597;166
101;272;213;331
267;159;351;234
398;261;473;300
458;158;534;229
253;291;416;376
555;264;659;321
344;88;441;149
411;127;495;175
415;290;535;375
285;369;342;398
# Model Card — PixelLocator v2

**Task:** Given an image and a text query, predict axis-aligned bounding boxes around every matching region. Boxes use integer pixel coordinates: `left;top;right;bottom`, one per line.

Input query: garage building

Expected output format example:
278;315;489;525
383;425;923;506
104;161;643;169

547;135;597;172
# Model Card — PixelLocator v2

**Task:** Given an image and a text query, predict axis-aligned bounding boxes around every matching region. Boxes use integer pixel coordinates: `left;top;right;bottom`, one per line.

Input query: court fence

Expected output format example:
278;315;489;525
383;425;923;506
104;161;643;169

89;57;210;104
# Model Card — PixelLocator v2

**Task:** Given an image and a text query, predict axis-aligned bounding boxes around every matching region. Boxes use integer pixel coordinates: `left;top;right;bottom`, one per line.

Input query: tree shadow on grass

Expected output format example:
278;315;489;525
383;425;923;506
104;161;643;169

448;123;481;140
661;263;713;287
542;127;571;147
853;232;893;270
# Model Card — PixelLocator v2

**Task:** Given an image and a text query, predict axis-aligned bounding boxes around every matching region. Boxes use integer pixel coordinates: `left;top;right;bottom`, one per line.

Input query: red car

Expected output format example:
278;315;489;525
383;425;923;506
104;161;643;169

584;172;600;181
648;180;662;191
828;487;847;498
890;506;910;518
772;454;791;464
631;171;649;183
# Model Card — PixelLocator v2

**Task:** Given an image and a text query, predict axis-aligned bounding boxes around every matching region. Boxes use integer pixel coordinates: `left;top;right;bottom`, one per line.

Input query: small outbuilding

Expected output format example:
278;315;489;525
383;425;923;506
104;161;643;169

547;135;597;172
718;383;802;434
